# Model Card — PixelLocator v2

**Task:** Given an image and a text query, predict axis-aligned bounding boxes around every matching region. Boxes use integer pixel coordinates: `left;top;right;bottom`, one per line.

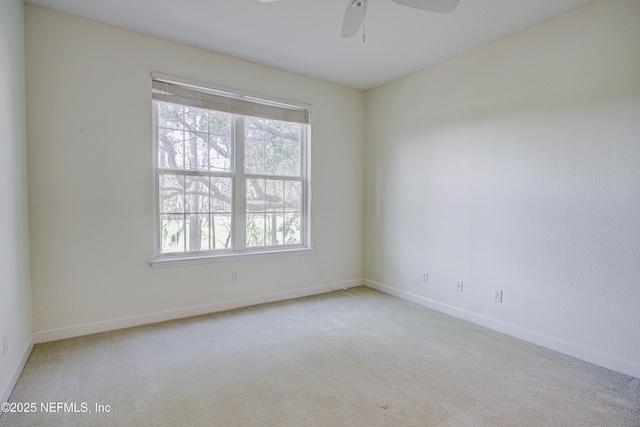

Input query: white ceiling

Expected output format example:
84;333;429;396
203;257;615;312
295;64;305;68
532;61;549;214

26;0;597;90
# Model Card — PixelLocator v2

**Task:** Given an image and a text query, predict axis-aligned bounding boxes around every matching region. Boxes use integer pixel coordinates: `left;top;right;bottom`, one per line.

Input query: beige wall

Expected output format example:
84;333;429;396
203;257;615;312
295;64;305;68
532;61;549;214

25;5;365;331
0;0;33;401
365;0;640;368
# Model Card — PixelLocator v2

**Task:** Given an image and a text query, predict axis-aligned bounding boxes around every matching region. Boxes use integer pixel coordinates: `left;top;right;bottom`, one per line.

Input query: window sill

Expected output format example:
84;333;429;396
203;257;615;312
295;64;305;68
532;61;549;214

149;247;314;269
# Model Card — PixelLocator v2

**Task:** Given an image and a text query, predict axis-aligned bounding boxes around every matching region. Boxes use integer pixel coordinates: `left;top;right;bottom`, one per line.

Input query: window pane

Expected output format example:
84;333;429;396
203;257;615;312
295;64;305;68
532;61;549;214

264;141;283;175
245;178;299;247
246;213;266;247
185;176;210;213
283;122;300;144
245;139;264;174
245;117;301;177
209;135;231;171
210;111;231;136
246;178;265;212
284;181;301;212
210;111;231;172
281;122;301;177
160;214;184;253
245;117;264;139
263;212;280;245
284;214;301;244
158;103;184;129
184;106;209;133
158;128;184;169
212;214;232;249
282;142;301;176
264;120;282;142
159;175;233;254
185;132;208;170
211;177;232;213
185;213;210;252
265;179;284;212
159;174;184;214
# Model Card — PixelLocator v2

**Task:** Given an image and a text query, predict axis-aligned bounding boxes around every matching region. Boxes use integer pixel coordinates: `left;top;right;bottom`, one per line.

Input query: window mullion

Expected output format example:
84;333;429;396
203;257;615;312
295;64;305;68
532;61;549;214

233;115;246;251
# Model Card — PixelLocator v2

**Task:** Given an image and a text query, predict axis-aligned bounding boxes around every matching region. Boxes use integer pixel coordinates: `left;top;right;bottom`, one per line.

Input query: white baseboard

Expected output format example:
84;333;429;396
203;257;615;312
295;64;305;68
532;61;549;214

364;279;640;379
33;279;363;344
1;334;34;404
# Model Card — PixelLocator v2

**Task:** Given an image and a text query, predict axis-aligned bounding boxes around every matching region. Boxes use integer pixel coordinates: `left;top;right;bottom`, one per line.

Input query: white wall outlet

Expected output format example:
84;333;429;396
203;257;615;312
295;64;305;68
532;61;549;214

231;272;239;283
2;334;8;355
494;290;503;303
456;281;463;293
422;272;428;284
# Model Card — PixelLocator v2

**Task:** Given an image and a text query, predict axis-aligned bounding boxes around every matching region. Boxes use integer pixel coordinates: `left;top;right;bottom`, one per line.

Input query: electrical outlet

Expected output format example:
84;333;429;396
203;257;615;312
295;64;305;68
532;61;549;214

494;290;503;303
422;272;428;284
232;272;239;283
2;334;7;355
456;281;463;293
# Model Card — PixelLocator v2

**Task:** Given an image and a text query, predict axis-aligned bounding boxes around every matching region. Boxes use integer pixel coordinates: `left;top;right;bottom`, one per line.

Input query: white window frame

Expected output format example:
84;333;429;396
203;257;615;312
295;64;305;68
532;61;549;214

150;73;312;268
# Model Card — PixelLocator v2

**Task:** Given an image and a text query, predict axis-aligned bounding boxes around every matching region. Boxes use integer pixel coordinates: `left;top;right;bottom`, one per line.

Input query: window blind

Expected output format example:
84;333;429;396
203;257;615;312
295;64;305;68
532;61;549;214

152;78;310;125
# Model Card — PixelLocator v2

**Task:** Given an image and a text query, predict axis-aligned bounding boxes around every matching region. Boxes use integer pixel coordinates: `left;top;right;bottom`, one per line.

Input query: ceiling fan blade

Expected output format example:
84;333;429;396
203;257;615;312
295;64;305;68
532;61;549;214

341;0;367;38
389;0;459;14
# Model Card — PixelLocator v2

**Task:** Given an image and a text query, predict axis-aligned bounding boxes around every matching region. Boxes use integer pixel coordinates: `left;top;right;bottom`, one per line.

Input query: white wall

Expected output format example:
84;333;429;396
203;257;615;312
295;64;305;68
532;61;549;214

365;0;640;373
25;5;364;332
0;0;33;401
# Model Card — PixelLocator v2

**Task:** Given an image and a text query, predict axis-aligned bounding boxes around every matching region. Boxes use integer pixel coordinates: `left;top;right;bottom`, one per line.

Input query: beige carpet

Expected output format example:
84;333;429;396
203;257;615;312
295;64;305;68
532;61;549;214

2;286;638;426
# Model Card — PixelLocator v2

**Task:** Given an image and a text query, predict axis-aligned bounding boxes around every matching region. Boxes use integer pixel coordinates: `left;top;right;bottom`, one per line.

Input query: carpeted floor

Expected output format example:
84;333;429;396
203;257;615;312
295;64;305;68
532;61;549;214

2;286;638;426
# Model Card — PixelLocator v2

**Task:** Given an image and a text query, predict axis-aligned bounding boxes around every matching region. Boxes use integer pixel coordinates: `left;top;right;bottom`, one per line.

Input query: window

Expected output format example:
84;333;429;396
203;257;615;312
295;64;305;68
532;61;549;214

151;75;311;265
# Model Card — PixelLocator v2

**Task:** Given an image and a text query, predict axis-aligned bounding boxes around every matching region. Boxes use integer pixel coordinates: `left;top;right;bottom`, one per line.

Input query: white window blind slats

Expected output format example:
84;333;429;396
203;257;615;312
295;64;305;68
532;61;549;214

152;80;310;125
